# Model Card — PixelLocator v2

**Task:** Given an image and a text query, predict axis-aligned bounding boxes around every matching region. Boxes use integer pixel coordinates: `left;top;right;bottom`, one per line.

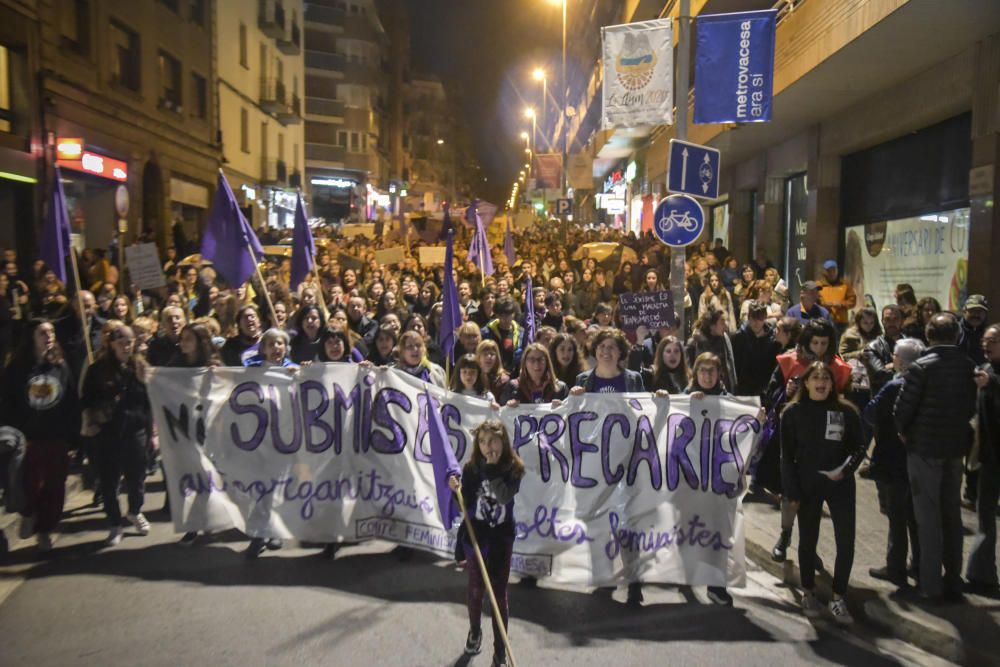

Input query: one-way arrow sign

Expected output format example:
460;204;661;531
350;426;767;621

667;139;720;200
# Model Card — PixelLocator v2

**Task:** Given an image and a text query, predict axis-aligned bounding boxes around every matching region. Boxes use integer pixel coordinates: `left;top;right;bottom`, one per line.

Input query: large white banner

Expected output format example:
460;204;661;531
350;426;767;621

150;365;760;587
844;208;970;312
602;19;674;129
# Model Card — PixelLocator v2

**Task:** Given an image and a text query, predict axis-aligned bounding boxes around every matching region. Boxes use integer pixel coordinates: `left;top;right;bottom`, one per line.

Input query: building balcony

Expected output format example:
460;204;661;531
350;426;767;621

259;0;286;39
305;50;345;74
305;97;345;119
277;95;302;125
304;4;345;28
305;143;346;165
262;158;288;185
260;78;287;113
277;22;301;55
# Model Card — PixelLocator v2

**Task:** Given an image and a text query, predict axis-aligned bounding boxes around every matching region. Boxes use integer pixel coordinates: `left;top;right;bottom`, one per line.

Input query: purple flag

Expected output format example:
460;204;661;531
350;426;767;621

464;199;478;228
503;217;515;267
202;171;264;287
40;167;72;283
425;389;462;528
438;230;463;361
290;194;315;290
467;212;494;277
442;202;454;240
525;274;536;343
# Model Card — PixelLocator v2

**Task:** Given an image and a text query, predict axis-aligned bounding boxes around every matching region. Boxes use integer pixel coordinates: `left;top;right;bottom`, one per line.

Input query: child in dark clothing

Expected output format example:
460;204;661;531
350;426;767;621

448;419;524;667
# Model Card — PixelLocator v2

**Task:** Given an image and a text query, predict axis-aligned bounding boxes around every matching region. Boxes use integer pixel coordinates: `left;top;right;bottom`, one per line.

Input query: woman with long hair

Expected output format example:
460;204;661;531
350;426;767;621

403;312;445;368
500;342;568;406
685;309;737;392
781;361;865;623
81;322;153;546
650;335;689;394
739;279;783;323
450;353;496;403
839;307;882;361
698;272;737;332
318;328;363;363
476;339;510;400
733;264;757;307
902;296;941;342
390;330;447;388
289;305;327;364
220;304;263;366
367;324;398;366
0;319;78;551
411;281;440;318
548;333;585;388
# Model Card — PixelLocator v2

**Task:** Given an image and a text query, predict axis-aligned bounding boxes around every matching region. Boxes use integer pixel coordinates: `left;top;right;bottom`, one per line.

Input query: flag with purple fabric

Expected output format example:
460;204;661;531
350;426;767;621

442;202;454;240
464;199;478;228
438;230;463;361
40;167;72;283
503;216;516;267
290;194;315;290
425;388;462;528
202;171;264;287
525;274;536;343
468;212;494;277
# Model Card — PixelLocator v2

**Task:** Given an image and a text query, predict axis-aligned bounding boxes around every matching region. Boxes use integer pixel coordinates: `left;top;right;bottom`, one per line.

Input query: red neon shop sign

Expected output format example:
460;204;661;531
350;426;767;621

57;151;129;182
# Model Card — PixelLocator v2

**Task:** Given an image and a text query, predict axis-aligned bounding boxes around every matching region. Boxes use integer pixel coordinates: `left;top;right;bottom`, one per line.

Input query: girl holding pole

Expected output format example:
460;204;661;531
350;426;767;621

448;419;524;667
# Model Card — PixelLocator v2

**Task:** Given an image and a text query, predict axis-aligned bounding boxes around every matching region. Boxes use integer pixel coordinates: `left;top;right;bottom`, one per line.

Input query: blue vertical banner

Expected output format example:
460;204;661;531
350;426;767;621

694;9;777;125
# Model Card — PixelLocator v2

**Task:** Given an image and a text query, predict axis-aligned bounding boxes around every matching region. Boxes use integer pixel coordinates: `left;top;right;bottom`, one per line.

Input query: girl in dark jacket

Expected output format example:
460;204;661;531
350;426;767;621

81;322;153;546
685;309;737;393
781;361;865;624
0;319;78;551
289;305;326;363
500;342;568;406
548;333;585;388
449;419;524;666
650;335;689;394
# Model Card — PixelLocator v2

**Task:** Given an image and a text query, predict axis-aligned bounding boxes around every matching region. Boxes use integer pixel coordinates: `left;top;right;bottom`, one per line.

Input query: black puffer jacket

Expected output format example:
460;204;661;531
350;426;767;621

730;322;780;398
976;362;1000;465
861;335;898;393
894;345;977;459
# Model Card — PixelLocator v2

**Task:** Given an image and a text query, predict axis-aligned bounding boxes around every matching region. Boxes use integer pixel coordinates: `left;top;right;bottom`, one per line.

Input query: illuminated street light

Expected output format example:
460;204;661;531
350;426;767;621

524;107;535;119
532;68;545;81
436;138;444;145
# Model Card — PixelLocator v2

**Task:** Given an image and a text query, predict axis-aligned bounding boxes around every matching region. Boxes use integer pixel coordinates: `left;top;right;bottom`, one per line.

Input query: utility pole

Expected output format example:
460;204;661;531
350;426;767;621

671;0;692;336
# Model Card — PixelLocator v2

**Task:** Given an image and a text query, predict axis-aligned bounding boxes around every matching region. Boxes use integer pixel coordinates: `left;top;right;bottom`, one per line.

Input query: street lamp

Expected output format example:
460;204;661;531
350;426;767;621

436;138;444;145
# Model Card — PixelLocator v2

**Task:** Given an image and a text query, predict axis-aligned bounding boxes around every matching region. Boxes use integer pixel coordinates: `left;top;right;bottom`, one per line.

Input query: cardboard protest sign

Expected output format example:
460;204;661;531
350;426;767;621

374;246;406;266
336;252;364;271
618;290;676;330
124;243;166;289
151;365;759;587
418;246;447;266
341;223;376;239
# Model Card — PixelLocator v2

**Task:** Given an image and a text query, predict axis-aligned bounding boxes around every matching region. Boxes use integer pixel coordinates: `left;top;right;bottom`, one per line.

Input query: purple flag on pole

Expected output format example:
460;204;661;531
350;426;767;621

468;212;494;277
425;389;462;528
40;167;72;283
525;274;536;343
503;217;515;267
438;230;463;361
202;171;264;287
442;202;454;240
290;194;315;290
464;199;478;228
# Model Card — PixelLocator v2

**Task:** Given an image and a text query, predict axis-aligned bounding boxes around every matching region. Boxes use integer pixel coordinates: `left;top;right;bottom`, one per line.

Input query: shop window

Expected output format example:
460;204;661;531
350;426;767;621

239;23;248;68
158;50;182;110
191;72;207;119
190;0;206;26
0;46;10;133
240;108;249;153
110;20;140;92
60;0;91;56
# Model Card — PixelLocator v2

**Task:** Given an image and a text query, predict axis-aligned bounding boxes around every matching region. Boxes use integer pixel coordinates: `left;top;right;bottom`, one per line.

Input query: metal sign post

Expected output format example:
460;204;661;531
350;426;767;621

670;0;693;336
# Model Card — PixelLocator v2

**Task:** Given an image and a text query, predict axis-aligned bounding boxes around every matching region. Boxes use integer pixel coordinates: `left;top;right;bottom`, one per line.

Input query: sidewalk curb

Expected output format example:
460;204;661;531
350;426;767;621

745;533;980;665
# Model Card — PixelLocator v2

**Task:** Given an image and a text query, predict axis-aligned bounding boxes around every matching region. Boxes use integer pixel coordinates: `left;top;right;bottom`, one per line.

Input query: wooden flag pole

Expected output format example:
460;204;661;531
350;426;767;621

69;246;94;365
311;266;329;315
453;491;517;667
250;242;278;327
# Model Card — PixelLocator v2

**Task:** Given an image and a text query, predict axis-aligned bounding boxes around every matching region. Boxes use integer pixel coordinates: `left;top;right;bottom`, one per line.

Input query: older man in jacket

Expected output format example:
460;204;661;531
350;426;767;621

895;313;978;602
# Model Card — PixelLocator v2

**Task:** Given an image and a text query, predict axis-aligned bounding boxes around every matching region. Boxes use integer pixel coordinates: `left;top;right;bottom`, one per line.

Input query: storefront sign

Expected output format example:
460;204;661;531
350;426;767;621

619;290;676;330
55;137;83;160
694;10;777;124
602;19;674;129
844;208;970;312
57;150;128;182
312;177;357;189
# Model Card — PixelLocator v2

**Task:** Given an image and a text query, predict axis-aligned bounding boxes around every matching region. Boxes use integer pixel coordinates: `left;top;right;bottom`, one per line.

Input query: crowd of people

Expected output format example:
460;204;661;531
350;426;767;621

0;217;996;661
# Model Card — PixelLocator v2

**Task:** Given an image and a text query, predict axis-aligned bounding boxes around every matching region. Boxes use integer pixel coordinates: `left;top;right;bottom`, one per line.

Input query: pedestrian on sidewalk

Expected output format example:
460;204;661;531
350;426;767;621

965;322;1000;595
862;338;925;588
0;319;78;552
81;322;153;546
450;419;524;667
781;361;866;624
894;313;977;603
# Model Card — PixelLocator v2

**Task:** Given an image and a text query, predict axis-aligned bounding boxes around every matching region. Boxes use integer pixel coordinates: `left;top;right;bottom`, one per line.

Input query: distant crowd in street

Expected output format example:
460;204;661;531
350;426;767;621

0;214;997;639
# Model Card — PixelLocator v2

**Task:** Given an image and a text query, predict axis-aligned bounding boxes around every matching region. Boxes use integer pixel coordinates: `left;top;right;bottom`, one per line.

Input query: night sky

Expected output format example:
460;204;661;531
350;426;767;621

409;0;566;204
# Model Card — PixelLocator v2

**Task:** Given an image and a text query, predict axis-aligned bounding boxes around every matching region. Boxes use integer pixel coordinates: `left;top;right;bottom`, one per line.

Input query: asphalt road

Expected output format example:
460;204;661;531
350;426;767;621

0;478;949;667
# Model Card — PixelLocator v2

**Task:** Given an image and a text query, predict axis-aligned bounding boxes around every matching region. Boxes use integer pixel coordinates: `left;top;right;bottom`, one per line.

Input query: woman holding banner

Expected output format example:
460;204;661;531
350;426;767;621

500;343;568;407
221;305;263;367
289;305;326;364
390;330;446;388
649;336;689;394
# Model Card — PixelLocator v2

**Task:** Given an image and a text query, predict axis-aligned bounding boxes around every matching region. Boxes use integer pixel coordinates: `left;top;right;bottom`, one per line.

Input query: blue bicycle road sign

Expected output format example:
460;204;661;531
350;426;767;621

653;194;705;247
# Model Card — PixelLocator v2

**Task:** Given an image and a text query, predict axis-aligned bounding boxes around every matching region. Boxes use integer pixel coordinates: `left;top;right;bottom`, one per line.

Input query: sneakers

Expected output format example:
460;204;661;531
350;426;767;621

179;532;199;546
106;526;123;546
37;532;53;552
829;598;853;624
18;514;35;539
245;538;266;559
801;592;822;618
265;537;283;551
126;513;151;536
463;628;482;655
707;586;734;606
771;530;791;562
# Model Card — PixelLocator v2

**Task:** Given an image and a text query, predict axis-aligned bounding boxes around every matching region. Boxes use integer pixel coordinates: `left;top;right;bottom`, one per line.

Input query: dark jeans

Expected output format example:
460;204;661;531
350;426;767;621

22;439;70;534
797;478;856;596
875;476;920;577
907;453;964;598
97;431;148;527
467;534;514;660
966;460;1000;586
